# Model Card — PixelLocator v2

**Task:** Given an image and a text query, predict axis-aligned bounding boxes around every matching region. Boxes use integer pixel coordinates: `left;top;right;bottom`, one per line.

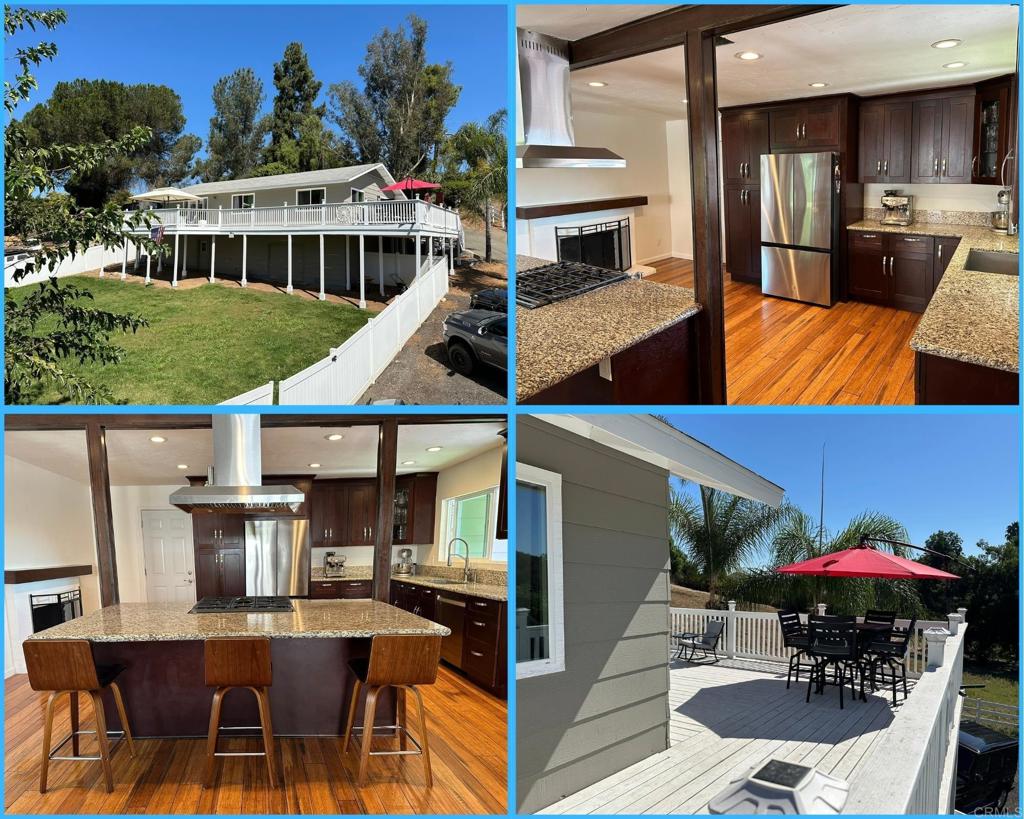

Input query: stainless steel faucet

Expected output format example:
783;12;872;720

447;538;471;583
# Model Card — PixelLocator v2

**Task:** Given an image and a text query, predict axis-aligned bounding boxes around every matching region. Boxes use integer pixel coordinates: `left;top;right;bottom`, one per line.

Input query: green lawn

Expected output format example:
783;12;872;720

13;277;372;405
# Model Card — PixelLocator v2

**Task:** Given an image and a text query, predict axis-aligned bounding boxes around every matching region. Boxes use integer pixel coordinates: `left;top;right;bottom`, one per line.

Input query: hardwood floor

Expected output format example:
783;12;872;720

648;257;919;405
4;666;507;815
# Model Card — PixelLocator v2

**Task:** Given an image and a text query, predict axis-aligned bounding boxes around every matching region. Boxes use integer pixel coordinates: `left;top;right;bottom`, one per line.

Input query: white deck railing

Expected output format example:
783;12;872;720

125;200;461;236
669;605;948;678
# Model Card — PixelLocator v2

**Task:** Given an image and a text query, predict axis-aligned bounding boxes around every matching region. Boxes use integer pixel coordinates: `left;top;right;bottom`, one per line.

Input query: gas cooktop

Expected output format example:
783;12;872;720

190;596;294;614
516;261;630;309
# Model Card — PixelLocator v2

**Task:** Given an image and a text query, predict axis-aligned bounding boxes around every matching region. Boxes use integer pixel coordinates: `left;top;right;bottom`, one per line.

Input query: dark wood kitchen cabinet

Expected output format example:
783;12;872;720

721;110;768;184
310;579;372;599
858;100;912;183
912;91;975;183
723;185;761;285
191;511;244;549
769;99;841;150
847;231;888;304
195;545;244;598
345;480;377;546
846;231;934;313
916;352;1018;405
933;236;961;290
973;76;1014;184
392;473;437;545
310;482;346;548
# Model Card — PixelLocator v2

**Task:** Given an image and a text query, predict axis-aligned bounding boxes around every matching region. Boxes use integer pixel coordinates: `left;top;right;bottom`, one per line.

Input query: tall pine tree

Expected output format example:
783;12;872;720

264;42;326;171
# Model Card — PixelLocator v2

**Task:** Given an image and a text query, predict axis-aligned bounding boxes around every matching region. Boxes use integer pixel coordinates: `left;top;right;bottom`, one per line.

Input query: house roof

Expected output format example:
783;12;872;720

182;163;398;196
534;414;785;507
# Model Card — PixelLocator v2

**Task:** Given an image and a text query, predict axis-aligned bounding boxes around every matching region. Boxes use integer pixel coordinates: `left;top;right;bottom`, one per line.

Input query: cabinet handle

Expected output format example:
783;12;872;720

796;123;801;140
941;158;946;176
881;255;887;276
903;237;922;242
890;257;895;277
739;162;744;177
801;122;806;139
933;158;939;175
972;155;978;176
862;234;877;239
1000;150;1013;187
323;529;327;539
883;160;888;175
876;160;881;174
938;245;943;263
474;602;488;608
473;620;487;627
469;650;484;658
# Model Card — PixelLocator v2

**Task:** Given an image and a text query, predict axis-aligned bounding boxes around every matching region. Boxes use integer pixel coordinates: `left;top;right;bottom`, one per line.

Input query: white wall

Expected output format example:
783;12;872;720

863;183;1004;214
665;119;694;260
108;484;183;603
3;455;100;612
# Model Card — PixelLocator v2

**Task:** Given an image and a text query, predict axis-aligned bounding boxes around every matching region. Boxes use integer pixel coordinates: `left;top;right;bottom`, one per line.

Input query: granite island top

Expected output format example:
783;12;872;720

28;599;450;643
847;221;1019;373
516;256;701;401
393;574;507;601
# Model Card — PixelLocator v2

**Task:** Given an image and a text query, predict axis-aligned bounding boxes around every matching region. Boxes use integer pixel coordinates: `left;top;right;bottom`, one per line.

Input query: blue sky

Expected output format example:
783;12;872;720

9;4;506;151
667;412;1020;559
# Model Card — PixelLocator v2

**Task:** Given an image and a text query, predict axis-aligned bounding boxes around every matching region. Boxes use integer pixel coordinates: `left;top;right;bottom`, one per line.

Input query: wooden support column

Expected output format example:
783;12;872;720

287;234;293;293
372;419;398;603
86;422;118;606
241;235;248;287
685;29;727;404
359;234;366;309
210;235;217;283
172;232;180;288
319;234;326;301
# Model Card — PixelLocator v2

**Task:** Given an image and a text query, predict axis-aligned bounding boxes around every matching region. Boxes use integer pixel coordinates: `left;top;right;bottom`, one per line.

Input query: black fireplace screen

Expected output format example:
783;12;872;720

556;218;631;271
30;589;82;633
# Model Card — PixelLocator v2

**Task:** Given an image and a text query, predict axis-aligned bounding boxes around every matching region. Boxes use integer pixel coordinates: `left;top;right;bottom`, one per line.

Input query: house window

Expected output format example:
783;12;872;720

441;488;499;561
231;193;255;209
296;187;326;206
351;188;366;203
516;463;564;678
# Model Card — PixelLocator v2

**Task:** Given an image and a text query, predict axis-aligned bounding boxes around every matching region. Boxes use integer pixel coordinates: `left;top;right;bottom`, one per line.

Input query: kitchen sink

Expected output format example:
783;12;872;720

964;249;1019;276
423;578;464;585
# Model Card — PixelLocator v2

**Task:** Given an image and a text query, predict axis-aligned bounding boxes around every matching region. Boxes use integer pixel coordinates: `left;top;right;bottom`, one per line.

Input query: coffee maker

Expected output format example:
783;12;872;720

394;548;414;577
324;551;346;578
881;190;914;226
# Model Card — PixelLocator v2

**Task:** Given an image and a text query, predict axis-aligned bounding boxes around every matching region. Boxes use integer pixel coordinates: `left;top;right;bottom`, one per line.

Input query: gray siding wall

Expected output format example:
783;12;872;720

190;168;398;209
517;416;672;814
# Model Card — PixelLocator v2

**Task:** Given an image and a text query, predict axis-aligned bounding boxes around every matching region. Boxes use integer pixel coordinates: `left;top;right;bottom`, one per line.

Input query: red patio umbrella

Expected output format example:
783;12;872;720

776;544;960;580
381;177;442;193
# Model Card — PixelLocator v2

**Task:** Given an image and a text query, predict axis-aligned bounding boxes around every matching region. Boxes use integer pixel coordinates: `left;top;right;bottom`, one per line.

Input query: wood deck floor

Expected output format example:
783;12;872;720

647;258;919;405
4;666;507;815
539;658;913;815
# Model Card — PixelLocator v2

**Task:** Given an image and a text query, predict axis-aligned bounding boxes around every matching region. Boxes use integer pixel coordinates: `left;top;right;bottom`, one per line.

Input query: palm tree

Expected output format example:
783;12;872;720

669;484;789;606
726;508;921;615
448;109;507;262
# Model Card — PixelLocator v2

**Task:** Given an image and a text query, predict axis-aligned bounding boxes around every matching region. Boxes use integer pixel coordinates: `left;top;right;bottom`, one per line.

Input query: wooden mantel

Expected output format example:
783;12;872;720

516;196;649;220
5;565;93;584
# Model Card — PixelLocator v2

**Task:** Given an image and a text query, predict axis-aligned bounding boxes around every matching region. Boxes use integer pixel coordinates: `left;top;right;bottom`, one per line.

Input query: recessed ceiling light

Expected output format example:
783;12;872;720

587;81;607;87
149;435;166;444
931;38;962;49
808;82;830;88
735;51;762;61
425;446;443;452
943;61;968;69
309;463;321;468
402;460;416;466
176;464;188;470
324;433;343;441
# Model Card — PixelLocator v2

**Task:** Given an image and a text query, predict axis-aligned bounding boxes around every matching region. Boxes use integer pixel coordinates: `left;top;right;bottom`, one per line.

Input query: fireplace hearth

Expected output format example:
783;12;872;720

30;589;82;633
556;218;631;271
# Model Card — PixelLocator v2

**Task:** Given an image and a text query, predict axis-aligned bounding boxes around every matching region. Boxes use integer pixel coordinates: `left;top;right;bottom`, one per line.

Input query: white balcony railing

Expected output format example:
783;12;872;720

126;199;461;236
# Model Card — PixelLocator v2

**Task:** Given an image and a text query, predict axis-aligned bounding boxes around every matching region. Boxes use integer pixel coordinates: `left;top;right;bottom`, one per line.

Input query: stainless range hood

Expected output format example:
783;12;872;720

169;415;304;514
517;29;626;169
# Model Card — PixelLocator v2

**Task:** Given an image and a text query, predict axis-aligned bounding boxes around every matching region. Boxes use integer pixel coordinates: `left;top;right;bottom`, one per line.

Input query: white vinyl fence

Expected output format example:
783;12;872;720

276;255;450;404
669;604;949;679
218;381;274;406
5;241;141;287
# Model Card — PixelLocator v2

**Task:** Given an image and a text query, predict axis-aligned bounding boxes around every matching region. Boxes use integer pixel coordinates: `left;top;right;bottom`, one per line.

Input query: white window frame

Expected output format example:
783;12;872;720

515;462;565;679
440;486;499;561
231;192;255;209
295;187;326;206
350;187;366;203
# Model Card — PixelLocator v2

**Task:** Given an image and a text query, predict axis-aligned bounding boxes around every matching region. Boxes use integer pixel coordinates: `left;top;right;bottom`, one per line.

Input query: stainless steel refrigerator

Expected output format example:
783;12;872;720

245;519;310;597
760;151;840;307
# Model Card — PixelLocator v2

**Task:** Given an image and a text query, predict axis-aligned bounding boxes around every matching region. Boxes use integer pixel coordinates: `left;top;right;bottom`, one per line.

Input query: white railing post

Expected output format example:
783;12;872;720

725;601;737;659
957;607;967;626
924;627;950;670
946;613;963;636
815;602;827;616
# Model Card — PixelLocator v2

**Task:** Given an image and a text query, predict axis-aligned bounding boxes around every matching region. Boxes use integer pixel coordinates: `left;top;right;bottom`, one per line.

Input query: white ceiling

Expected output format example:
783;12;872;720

517;5;675;40
5;422;506;486
523;5;1018;119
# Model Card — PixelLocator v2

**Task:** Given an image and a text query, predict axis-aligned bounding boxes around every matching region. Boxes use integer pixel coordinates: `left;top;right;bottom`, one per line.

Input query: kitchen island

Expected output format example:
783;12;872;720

847;221;1019;404
516;256;702;404
27;599;449;738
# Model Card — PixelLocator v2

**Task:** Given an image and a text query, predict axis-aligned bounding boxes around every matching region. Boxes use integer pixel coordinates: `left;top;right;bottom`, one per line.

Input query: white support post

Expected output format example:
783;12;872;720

210;235;217;283
145;250;151;285
182;235;188;277
98;245;105;278
318;234;325;301
946;613;963;636
957;606;967;625
172;232;179;287
815;602;827;616
725;601;737;659
345;235;351;291
134;243;141;271
924;627;950;671
358;234;366;309
378;236;384;297
287;234;293;294
157;244;163;273
241;235;248;287
121;239;128;281
428;236;433;271
448;236;453;272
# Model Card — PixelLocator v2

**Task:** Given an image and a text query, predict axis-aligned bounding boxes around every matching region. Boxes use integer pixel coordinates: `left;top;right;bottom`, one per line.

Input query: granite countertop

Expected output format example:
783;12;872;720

28;600;450;643
311;566;373;580
847;221;1019;373
516;256;701;400
392;574;507;601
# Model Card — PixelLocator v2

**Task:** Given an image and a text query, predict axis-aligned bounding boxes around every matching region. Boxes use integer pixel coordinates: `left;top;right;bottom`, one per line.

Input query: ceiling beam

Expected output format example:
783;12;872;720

5;413;505;432
568;5;839;69
372;419;399;603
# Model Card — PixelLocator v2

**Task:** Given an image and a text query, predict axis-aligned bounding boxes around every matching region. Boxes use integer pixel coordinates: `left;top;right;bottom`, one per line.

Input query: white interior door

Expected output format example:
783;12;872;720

142;510;196;603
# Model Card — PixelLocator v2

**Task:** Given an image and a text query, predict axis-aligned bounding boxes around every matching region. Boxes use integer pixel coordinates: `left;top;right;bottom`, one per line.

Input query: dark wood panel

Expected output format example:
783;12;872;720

888;235;934;313
941;92;976;183
723;186;754;282
912;97;945;183
4;565;93;584
916;352;1018;405
883;101;913;182
933;236;961;290
86;421;118;606
847;233;887;304
372;420;397;603
515;196;649;220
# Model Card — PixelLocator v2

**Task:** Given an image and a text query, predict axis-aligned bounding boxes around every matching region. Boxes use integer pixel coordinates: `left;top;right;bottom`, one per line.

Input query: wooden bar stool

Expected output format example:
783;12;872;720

342;634;442;787
203;637;278;788
23;638;135;794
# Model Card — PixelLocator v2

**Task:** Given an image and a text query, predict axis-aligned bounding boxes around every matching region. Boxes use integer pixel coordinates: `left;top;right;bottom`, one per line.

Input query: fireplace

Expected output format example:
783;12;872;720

556;218;631;271
29;589;82;633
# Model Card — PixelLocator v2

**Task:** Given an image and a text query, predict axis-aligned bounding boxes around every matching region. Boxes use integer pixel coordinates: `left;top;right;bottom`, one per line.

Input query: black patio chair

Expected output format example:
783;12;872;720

777;611;814;689
863;609;897;629
806;615;863;709
673;620;725;664
863;617;916;707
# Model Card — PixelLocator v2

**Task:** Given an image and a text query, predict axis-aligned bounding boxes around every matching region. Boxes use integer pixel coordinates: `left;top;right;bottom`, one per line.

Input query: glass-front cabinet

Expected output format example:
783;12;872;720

973;77;1013;185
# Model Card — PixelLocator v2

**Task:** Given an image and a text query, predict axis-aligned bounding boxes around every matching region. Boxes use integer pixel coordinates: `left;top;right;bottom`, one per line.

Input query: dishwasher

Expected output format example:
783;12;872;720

436;595;466;667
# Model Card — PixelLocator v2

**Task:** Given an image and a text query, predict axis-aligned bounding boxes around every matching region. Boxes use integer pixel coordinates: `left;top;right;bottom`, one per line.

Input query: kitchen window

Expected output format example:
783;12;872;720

516;463;564;678
441;488;499;560
231;193;255;209
296;187;326;206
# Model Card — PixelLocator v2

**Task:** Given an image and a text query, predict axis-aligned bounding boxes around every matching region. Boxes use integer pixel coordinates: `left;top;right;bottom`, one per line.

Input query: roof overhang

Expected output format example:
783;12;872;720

533;414;784;507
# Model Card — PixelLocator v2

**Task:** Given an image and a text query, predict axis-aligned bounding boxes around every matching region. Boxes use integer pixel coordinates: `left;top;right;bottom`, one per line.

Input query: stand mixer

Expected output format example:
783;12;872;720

991;189;1011;233
394;548;415;576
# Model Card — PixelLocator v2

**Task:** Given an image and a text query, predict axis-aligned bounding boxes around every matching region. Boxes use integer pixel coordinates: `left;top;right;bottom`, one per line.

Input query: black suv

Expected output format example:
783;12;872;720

470;287;508;312
442;309;507;375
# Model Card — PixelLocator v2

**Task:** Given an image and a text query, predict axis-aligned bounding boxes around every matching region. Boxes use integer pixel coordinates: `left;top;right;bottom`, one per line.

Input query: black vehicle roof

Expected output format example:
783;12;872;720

959;720;1018;753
